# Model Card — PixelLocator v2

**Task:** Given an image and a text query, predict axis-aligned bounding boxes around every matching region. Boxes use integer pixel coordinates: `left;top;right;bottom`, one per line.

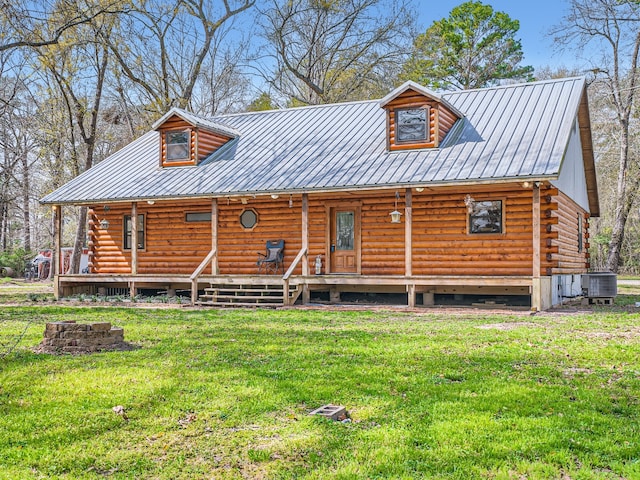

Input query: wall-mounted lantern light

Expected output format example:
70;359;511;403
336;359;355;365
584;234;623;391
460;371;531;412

99;219;110;230
390;191;402;223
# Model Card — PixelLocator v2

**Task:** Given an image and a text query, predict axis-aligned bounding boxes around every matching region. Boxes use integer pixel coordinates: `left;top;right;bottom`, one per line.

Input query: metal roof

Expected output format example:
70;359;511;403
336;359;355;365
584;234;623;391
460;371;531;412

41;77;593;205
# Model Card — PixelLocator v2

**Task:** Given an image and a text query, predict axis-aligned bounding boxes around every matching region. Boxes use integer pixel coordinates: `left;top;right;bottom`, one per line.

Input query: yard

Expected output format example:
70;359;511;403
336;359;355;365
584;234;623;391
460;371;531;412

0;282;639;479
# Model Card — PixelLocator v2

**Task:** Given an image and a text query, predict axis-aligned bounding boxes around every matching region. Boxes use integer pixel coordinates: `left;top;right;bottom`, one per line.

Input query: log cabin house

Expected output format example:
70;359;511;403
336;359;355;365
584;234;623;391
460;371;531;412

41;77;599;310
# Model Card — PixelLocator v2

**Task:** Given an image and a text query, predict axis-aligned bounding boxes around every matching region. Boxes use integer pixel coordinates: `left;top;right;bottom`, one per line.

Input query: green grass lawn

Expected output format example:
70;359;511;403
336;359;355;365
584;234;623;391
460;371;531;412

0;279;54;303
1;305;639;479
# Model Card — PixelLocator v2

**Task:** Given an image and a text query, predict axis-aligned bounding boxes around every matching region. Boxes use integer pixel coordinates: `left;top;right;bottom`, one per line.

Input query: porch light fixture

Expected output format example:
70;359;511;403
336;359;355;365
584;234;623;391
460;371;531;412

415;187;425;192
289;194;293;208
390;191;402;223
271;194;279;199
147;200;155;205
99;219;110;230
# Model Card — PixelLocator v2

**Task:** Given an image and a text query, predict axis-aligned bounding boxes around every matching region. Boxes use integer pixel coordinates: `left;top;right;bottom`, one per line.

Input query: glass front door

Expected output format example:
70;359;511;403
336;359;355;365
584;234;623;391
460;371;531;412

330;208;359;273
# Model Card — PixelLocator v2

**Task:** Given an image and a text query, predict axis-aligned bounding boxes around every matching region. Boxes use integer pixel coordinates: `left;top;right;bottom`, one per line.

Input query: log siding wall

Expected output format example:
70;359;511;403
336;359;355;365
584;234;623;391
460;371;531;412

549;191;590;275
87;183;588;278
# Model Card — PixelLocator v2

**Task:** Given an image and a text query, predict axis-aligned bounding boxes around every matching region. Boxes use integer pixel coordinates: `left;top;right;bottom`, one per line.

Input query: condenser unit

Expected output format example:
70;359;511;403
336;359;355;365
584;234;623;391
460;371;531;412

581;273;617;298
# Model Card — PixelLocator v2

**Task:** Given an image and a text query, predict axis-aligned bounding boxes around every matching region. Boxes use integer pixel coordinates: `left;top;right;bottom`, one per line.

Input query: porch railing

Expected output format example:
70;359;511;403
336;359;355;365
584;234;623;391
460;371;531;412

283;247;307;305
190;249;217;304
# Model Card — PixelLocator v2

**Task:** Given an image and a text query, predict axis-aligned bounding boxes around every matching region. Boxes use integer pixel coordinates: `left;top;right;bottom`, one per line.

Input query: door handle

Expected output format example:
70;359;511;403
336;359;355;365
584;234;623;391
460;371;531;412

330;244;335;253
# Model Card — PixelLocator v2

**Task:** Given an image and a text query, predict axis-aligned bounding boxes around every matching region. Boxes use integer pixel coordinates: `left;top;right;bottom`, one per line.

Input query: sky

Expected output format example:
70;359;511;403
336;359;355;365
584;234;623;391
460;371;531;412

417;0;579;72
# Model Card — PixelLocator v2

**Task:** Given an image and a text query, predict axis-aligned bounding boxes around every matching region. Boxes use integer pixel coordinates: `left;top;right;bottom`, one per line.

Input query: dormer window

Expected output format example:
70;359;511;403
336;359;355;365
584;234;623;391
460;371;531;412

380;81;462;151
166;131;190;161
153;108;240;168
396;108;429;143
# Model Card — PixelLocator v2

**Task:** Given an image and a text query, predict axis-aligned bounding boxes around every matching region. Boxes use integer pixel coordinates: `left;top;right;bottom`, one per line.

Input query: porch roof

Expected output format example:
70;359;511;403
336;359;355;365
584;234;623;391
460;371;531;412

41;77;598;214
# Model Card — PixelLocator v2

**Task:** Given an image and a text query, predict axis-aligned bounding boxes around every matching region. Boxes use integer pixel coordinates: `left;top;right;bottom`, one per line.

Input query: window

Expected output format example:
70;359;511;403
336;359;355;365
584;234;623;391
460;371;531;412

469;200;503;234
124;214;145;249
578;213;583;253
185;212;212;222
239;209;258;229
165;131;190;161
336;211;354;250
396;108;428;143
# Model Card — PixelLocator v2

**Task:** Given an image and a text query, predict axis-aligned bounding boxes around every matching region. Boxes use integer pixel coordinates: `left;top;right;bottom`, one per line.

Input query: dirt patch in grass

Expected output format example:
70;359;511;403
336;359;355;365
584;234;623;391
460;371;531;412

582;327;640;340
475;322;540;331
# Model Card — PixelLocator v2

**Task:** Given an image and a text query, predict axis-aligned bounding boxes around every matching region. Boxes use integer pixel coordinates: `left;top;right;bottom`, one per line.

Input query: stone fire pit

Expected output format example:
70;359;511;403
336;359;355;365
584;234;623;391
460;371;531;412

35;321;133;354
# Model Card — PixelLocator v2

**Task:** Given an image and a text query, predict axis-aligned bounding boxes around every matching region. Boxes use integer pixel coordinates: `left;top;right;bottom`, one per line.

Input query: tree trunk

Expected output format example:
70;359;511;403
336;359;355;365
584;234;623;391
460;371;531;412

0;201;7;251
21;154;31;252
606;120;630;273
69;206;87;274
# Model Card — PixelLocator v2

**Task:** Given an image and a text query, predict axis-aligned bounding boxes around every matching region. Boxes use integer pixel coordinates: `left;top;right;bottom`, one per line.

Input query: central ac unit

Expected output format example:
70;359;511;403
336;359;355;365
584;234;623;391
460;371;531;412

581;273;617;298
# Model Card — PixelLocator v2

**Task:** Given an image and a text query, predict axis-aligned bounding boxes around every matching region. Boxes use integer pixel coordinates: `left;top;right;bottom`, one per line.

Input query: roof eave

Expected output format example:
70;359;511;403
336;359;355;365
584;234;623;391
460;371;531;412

577;83;600;217
39;175;559;206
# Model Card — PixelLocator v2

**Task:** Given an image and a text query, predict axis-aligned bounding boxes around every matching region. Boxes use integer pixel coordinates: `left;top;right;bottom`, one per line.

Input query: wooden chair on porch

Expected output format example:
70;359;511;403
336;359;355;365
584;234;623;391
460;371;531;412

257;239;285;274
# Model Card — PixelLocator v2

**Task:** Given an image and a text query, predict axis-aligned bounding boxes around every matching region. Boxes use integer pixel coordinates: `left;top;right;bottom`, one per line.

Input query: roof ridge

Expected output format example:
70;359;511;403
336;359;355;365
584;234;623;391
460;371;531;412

442;76;586;97
216;98;378;119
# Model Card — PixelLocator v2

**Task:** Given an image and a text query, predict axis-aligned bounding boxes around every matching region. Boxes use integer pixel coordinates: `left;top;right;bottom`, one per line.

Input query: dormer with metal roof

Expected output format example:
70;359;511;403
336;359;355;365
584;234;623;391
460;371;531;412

153;107;241;168
380;80;462;151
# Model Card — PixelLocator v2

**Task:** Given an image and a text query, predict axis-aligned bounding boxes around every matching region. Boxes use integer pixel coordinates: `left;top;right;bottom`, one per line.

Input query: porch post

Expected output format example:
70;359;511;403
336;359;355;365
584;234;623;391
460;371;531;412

212;198;218;274
53;205;62;299
302;193;310;304
405;188;415;307
131;202;138;275
532;183;541;310
130;202;138;299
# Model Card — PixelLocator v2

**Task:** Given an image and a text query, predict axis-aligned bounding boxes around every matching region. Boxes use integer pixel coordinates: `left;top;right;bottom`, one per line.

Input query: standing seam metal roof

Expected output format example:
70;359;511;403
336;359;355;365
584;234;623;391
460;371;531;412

41;77;589;205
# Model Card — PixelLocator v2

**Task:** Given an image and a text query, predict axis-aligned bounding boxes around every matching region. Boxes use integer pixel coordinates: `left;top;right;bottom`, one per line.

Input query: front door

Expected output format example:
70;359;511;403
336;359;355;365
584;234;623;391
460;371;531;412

329;206;360;273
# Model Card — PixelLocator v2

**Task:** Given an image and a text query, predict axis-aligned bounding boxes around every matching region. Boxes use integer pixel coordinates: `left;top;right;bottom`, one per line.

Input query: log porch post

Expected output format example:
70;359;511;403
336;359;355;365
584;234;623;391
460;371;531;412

405;188;415;307
302;193;310;304
212;197;218;274
532;183;541;310
53;205;62;298
130;202;138;299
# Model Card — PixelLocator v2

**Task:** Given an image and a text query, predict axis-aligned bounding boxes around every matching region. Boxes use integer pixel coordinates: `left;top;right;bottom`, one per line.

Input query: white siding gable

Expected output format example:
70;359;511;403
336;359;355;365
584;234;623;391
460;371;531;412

552;118;589;212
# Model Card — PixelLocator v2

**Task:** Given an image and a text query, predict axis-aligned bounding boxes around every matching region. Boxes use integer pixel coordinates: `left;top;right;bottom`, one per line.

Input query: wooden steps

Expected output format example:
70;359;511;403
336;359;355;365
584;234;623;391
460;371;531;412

196;282;298;307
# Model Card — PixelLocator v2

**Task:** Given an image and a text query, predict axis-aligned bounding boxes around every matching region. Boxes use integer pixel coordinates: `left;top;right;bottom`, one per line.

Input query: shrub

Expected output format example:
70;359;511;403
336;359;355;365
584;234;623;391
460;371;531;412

0;248;33;277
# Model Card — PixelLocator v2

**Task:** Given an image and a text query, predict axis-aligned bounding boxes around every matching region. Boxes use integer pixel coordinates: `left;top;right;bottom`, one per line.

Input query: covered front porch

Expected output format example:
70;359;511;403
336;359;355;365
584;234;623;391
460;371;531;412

54;273;538;309
49;183;555;310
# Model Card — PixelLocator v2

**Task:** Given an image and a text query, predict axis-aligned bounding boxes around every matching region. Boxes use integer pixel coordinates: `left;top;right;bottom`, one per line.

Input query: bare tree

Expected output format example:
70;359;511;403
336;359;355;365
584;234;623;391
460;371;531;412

258;0;415;105
35;17;113;273
0;0;130;52
0;62;40;253
552;0;640;273
103;0;254;115
191;33;252;116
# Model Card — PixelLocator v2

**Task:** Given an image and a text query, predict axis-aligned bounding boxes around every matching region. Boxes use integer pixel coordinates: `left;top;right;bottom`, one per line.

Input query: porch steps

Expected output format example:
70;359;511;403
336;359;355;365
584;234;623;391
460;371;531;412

196;282;299;307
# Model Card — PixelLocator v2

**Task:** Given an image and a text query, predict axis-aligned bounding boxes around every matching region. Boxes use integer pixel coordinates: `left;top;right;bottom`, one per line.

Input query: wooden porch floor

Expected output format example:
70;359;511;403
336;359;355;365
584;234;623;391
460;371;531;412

56;273;534;306
57;273;534;287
